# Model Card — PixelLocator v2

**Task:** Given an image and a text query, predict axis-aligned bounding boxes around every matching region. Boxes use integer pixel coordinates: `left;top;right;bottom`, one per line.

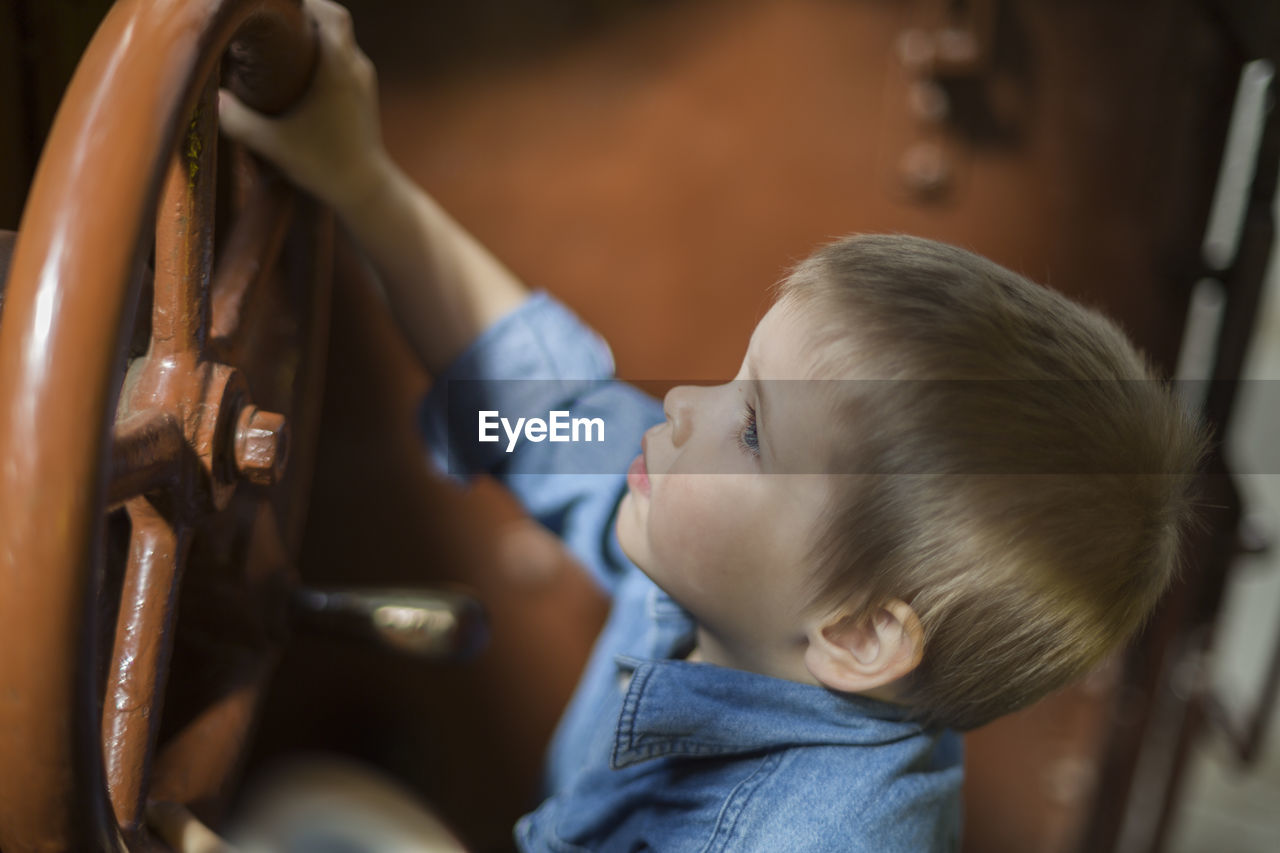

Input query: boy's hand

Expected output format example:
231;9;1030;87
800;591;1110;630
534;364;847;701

219;0;530;376
219;0;389;212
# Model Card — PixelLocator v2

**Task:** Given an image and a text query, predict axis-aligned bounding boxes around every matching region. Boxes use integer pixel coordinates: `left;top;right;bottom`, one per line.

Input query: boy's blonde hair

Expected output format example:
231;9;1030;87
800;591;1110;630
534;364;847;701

780;235;1206;731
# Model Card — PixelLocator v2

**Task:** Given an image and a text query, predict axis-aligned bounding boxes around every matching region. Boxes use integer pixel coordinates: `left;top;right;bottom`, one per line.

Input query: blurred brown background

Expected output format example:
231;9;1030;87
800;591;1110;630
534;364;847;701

3;1;1279;851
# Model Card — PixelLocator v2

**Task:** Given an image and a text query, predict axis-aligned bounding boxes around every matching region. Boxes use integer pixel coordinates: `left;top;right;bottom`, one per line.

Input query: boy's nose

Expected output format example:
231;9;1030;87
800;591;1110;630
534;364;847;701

662;385;695;447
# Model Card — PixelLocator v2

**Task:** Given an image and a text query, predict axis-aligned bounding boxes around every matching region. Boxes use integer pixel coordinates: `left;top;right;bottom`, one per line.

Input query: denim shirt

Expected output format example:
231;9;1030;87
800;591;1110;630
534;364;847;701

420;292;963;852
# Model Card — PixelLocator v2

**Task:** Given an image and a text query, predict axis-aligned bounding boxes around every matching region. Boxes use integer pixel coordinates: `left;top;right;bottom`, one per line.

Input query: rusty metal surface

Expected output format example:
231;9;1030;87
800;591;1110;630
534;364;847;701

0;0;321;848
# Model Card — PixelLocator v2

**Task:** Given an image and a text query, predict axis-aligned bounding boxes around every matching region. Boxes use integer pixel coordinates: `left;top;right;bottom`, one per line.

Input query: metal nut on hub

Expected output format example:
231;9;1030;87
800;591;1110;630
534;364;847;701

233;405;289;486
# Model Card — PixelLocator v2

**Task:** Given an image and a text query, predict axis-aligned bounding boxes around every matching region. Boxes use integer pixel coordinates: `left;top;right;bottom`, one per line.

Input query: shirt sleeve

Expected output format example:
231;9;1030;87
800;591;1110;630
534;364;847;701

418;291;664;594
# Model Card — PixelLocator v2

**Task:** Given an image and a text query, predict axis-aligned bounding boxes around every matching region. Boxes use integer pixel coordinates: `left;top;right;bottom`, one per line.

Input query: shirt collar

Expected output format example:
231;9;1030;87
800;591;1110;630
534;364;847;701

610;656;929;770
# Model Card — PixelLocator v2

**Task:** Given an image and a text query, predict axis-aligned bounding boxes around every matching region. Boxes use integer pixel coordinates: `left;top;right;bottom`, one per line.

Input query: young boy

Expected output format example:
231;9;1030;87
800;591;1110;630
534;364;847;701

220;2;1205;850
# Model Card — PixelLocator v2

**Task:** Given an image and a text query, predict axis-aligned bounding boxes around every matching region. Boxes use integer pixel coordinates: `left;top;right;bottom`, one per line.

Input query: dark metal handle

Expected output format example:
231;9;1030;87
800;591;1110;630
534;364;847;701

292;587;488;661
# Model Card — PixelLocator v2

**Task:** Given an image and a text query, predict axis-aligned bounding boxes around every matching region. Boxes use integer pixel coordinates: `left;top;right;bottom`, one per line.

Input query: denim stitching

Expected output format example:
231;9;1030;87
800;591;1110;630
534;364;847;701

612;662;651;767
702;752;783;853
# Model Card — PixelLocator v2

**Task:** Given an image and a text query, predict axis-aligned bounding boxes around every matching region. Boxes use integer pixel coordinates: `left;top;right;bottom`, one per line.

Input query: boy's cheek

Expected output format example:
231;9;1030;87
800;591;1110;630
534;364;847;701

648;486;743;571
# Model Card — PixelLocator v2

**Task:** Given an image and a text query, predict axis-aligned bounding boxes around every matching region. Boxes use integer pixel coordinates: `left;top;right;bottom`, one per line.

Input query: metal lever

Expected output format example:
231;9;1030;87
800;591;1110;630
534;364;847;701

292;587;488;661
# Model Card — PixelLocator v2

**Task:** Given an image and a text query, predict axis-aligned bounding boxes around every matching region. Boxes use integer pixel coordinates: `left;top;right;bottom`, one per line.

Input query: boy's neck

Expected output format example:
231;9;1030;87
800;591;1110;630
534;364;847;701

687;628;812;684
685;630;910;707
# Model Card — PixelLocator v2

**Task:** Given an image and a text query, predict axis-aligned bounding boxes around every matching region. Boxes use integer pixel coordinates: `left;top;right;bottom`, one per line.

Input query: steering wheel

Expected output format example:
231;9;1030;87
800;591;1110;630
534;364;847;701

0;0;328;848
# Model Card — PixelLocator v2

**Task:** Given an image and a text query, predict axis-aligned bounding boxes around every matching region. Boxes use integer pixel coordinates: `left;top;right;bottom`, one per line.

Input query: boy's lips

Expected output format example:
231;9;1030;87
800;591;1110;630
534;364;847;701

628;439;651;497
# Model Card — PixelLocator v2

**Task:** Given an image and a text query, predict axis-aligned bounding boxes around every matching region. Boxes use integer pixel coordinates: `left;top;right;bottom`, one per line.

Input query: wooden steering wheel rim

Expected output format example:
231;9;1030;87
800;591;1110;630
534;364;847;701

0;0;321;848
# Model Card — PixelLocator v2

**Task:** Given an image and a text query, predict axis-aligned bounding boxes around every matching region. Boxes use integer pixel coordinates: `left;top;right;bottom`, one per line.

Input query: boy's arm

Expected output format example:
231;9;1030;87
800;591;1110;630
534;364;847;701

221;1;658;593
417;293;665;594
218;0;527;376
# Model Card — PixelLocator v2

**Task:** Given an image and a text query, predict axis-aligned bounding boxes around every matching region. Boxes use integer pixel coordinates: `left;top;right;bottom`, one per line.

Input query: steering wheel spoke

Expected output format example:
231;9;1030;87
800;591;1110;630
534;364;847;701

210;169;296;355
109;411;187;506
153;76;219;360
103;500;191;833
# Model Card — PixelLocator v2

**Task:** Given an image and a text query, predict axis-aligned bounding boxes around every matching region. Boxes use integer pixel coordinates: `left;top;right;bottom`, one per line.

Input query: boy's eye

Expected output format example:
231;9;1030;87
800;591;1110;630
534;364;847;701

736;402;760;457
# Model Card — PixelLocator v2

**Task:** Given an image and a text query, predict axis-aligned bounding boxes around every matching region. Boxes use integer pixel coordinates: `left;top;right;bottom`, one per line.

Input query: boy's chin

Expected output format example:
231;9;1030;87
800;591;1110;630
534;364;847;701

614;492;642;550
614;499;642;565
614;502;663;587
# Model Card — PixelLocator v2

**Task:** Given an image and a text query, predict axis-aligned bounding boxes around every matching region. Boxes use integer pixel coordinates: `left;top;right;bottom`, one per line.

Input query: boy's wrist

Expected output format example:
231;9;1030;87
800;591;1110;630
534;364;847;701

327;150;397;219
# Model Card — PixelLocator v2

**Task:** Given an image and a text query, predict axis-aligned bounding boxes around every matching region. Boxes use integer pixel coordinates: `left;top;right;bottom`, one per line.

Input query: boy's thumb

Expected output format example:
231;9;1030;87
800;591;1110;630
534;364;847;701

217;89;280;159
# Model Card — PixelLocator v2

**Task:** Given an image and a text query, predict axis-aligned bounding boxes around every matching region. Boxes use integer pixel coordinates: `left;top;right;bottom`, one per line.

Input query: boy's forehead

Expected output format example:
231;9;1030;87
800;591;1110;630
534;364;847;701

749;299;842;379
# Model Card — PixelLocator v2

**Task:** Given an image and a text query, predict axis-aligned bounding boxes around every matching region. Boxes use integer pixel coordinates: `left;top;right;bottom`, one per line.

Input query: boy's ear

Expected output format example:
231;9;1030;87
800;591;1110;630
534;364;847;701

804;599;924;695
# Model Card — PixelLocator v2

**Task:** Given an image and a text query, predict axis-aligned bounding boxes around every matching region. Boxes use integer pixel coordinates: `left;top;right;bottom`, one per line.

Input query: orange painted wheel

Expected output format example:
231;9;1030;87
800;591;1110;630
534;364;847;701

0;0;330;848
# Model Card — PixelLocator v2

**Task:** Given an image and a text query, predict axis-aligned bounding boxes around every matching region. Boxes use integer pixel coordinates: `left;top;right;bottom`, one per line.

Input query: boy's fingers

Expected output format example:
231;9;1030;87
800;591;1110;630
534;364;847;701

305;0;356;48
217;89;282;162
216;88;253;143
